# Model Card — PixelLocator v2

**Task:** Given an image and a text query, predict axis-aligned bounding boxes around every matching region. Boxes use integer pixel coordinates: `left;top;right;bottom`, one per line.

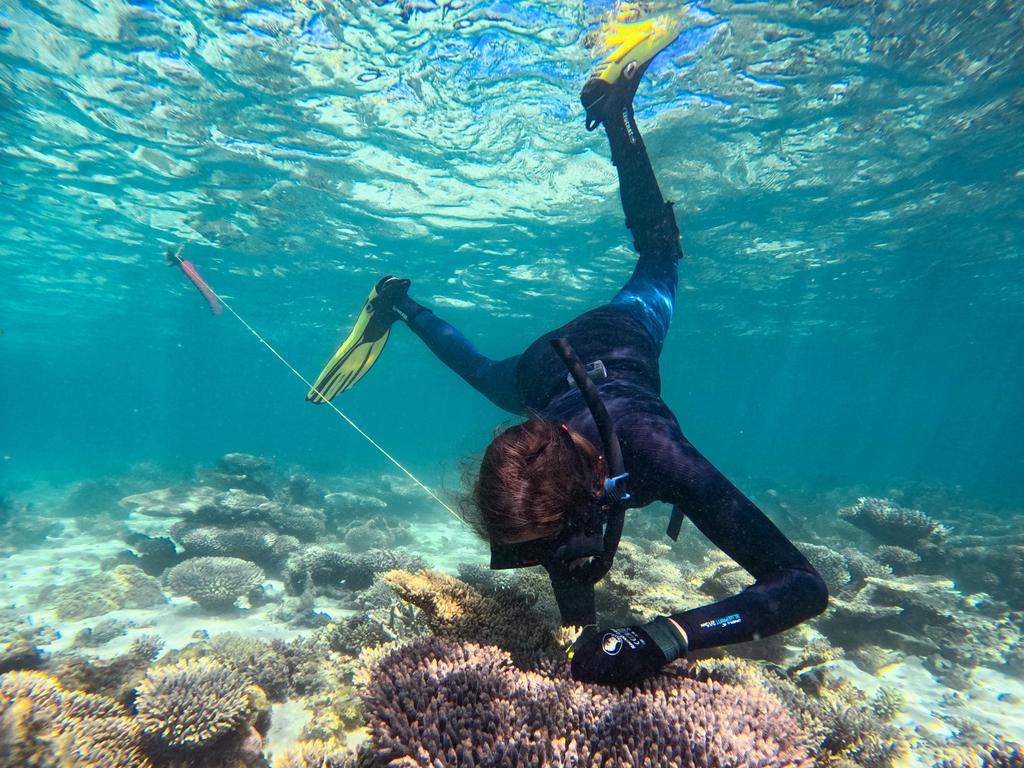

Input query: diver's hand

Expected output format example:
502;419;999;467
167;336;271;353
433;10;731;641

368;276;412;330
568;623;671;686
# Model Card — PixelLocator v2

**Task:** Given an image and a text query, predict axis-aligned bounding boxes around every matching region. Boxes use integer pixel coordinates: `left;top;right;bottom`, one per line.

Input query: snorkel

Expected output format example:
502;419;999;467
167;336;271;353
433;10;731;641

489;338;631;621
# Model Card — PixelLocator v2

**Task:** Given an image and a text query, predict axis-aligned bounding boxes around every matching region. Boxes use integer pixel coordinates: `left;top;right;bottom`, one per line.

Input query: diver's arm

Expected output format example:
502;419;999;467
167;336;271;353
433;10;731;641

395;294;523;414
660;443;829;652
570;440;827;685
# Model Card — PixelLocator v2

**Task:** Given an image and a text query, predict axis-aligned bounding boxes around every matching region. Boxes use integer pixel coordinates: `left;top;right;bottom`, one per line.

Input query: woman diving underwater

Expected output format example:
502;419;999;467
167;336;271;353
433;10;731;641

307;11;828;686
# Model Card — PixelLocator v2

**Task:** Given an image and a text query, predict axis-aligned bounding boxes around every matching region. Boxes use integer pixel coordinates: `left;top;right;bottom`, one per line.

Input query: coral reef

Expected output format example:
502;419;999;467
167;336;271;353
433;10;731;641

198;453;276;496
382;568;558;662
693;655;907;768
60;478;126;518
273;739;361;768
284;546;426;595
800;542;852;594
361;637;814;768
818;573;1021;686
135;657;268;756
171;522;299;571
42;565;165;621
129;635;165;663
122;484;326;540
73;619;133;649
165;556;266;611
0;670;149;768
934;743;1024;768
119;486;221;517
338;516;413;551
121;532;181;576
596;538;694;623
839;496;948;549
199;490;327;541
874;544;922;573
0;638;45;675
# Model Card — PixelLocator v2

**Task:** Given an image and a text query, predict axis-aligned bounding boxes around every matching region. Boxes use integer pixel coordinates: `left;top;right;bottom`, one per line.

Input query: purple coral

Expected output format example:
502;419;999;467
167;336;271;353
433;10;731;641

362;638;814;768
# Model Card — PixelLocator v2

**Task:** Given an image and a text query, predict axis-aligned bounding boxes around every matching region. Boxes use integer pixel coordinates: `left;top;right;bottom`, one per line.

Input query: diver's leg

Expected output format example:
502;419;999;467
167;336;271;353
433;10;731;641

604;103;682;350
581;18;683;350
395;294;523;414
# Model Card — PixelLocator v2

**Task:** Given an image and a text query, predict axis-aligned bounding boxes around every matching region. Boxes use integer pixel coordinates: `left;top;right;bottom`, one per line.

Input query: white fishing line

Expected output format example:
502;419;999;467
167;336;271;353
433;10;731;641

178;254;460;521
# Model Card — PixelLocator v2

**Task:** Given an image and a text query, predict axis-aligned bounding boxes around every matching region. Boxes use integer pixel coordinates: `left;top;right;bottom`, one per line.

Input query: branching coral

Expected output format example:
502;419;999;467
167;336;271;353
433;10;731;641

692;655;908;768
165;556;266;611
382;569;558;662
934;743;1024;768
360;637;814;768
597;539;694;622
801;542;852;594
135;657;266;753
0;670;150;768
273;739;361;768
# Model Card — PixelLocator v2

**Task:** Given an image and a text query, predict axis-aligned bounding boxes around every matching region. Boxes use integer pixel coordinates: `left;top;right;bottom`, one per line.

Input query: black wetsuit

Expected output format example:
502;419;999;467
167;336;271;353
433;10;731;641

396;101;828;652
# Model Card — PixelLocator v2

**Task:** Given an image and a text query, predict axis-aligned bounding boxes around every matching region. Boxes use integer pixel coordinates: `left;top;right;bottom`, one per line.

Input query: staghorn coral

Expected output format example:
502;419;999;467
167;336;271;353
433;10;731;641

43;564;165;621
839;497;947;549
382;568;558;662
165;556;266;611
361;637;814;768
841;546;895;584
319;616;393;656
135;657;265;752
73;619;132;648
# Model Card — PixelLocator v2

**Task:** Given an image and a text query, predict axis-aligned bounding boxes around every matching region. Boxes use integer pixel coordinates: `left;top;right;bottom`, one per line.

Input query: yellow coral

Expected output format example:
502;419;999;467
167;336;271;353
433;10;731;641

0;671;149;768
274;738;357;767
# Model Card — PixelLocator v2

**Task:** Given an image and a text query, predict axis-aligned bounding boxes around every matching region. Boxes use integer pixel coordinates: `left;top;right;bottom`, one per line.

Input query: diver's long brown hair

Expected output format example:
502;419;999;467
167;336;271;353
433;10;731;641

461;418;606;545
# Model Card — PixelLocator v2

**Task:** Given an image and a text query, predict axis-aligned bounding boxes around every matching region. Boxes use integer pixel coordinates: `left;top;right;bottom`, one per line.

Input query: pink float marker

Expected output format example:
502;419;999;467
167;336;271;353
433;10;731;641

166;245;222;316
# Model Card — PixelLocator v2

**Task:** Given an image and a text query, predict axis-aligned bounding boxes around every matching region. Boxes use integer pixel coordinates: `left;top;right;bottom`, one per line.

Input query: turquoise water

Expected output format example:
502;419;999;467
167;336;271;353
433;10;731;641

2;0;1023;502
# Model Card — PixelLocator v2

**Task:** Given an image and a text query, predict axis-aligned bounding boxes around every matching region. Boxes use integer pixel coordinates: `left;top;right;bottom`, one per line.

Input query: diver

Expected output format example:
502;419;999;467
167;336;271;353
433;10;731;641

307;11;828;686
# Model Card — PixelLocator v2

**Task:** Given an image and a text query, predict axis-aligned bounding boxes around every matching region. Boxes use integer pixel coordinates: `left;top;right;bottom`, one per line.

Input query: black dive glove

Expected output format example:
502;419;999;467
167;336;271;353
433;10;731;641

366;276;412;334
568;617;687;686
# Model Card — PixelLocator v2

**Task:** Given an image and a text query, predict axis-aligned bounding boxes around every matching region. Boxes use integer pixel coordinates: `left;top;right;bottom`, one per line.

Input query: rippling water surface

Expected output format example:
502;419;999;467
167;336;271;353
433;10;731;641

1;0;1022;501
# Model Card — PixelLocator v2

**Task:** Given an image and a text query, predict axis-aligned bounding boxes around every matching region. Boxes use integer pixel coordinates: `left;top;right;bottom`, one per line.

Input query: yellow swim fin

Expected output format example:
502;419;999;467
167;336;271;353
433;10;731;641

581;7;684;131
590;7;683;87
306;276;410;403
